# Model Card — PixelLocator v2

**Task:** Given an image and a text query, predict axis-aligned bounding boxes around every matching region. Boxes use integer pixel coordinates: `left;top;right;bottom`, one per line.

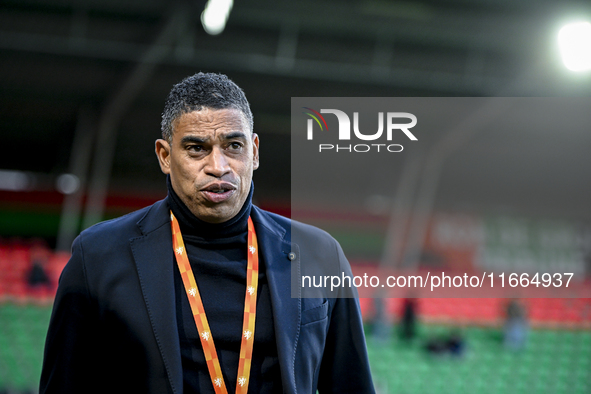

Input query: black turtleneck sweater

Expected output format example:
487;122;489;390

168;178;282;393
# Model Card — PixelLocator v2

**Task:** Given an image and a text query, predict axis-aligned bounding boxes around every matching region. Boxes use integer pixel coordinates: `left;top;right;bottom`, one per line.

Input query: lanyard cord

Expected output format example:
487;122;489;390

170;211;259;394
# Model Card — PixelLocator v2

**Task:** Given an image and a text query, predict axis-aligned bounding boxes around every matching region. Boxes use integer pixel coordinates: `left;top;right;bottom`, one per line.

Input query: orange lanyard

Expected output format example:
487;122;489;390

170;211;259;394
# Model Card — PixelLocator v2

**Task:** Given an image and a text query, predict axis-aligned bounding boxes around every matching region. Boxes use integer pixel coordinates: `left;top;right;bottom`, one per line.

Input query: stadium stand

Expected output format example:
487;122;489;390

0;242;589;393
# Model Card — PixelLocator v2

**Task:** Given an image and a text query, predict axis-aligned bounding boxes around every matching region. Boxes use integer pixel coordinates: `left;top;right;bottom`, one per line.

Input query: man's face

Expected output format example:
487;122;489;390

155;108;259;223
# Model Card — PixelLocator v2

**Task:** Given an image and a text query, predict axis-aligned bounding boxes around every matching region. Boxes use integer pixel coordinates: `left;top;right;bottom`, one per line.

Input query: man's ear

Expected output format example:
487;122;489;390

252;133;260;170
155;139;171;174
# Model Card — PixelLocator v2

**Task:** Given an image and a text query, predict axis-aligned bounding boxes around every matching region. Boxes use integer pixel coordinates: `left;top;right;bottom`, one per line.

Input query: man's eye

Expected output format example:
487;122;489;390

188;145;204;152
229;142;243;150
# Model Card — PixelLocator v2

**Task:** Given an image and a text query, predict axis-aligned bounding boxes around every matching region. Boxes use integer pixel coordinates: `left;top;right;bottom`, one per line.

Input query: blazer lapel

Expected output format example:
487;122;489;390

128;202;300;393
251;207;300;394
130;199;183;394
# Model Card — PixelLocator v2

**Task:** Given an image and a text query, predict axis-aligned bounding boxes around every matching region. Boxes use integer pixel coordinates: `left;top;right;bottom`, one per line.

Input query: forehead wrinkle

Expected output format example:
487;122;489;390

172;108;251;141
180;130;246;145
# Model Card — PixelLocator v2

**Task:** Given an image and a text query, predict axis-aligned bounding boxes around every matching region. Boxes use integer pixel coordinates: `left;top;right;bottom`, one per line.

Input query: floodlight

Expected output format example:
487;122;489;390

201;0;234;36
558;21;591;72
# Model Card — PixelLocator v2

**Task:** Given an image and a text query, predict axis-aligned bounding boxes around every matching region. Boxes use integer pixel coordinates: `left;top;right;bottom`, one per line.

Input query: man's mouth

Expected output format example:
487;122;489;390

201;183;236;203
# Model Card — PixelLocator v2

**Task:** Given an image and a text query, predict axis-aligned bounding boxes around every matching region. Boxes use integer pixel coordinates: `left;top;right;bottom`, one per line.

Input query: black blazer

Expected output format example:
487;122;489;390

40;198;375;393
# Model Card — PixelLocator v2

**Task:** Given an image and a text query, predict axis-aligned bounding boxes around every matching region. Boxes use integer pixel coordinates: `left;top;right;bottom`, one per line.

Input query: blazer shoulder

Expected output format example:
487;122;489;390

76;199;167;246
252;206;336;240
252;206;339;253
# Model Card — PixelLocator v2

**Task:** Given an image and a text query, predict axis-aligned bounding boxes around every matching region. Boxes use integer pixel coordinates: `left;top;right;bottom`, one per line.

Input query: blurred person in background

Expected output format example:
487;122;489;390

26;241;51;289
399;296;418;341
40;72;374;394
370;297;391;343
503;298;528;351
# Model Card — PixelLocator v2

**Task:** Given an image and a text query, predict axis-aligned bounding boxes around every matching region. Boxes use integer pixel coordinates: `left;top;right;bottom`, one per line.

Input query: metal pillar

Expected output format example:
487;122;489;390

56;107;96;251
81;11;181;229
400;98;516;269
378;150;424;269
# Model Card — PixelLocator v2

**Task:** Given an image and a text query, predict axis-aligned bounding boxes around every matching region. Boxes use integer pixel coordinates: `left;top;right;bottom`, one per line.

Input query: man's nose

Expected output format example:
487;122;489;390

205;146;231;178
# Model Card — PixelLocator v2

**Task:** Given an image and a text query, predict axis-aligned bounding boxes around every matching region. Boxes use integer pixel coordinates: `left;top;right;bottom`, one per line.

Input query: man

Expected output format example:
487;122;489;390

40;72;375;393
